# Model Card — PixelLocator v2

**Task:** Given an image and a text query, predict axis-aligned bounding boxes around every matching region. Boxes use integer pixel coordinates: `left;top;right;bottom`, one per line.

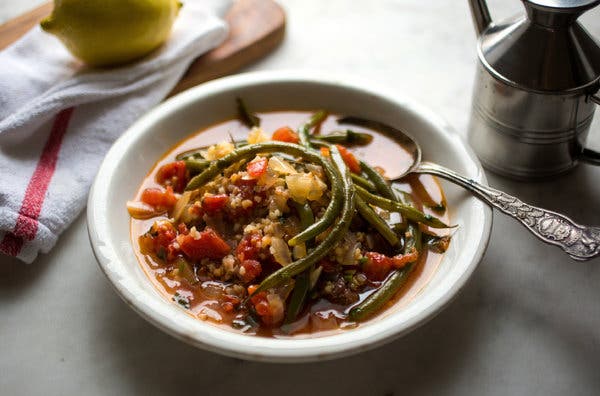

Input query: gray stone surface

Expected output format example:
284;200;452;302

1;1;600;395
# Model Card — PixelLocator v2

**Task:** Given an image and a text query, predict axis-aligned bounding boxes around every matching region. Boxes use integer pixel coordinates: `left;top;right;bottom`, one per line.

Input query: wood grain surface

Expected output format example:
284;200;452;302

0;0;285;96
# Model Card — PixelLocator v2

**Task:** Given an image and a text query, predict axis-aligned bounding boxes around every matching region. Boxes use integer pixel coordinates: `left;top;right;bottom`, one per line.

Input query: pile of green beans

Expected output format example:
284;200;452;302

250;145;355;295
180;105;452;324
349;172;424;321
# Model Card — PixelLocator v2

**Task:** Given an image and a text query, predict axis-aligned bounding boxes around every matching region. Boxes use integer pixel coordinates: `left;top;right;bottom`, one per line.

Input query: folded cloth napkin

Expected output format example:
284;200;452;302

0;0;231;263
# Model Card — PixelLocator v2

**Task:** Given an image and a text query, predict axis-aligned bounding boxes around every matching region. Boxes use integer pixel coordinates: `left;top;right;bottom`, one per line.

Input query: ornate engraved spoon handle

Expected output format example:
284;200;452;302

416;161;600;261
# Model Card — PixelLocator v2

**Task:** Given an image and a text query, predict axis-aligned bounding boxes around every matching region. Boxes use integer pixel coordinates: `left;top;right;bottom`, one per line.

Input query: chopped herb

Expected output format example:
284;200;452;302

173;292;190;309
156;248;167;261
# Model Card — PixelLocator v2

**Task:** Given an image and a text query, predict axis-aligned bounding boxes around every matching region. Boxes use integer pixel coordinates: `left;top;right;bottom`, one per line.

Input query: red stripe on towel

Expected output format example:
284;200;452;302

0;107;75;257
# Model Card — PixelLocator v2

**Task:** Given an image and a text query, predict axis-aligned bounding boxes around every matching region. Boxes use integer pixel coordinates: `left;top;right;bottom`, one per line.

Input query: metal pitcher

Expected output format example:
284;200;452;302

467;0;600;179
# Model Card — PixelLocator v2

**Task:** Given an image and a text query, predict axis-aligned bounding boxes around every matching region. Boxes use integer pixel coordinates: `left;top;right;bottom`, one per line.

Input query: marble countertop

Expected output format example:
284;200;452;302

2;1;600;395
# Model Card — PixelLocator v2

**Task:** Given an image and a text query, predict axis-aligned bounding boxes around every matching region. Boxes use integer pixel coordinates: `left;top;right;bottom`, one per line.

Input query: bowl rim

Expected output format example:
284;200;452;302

87;70;493;362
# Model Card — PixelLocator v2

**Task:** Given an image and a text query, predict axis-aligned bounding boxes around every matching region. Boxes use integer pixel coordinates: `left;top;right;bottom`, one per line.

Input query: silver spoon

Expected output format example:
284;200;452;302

338;116;600;261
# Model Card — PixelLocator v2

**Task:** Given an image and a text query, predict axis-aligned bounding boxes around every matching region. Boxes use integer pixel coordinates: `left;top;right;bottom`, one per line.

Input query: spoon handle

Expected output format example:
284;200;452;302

416;161;600;261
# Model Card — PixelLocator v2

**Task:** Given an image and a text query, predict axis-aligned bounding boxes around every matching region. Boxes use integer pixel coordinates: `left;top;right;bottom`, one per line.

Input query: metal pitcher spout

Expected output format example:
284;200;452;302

468;0;493;34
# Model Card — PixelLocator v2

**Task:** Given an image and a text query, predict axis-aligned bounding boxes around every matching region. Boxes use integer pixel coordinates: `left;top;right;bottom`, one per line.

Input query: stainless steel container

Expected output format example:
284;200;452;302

467;0;600;179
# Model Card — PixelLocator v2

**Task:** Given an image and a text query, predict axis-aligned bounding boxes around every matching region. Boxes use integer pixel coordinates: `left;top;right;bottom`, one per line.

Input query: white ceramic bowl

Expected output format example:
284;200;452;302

87;71;492;362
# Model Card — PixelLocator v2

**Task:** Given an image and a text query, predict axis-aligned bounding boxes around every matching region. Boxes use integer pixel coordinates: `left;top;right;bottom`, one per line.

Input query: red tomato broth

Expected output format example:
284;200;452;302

130;111;451;338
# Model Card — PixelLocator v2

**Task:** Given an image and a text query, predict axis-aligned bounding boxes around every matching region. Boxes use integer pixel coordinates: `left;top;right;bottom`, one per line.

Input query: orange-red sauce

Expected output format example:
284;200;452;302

130;111;450;338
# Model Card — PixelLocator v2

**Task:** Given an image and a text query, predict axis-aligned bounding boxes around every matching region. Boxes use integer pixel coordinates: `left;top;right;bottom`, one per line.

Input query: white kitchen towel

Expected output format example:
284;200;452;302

0;0;231;263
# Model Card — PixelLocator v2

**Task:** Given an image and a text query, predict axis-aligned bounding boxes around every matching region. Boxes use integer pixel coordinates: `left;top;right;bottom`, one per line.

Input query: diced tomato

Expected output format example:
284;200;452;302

246;157;268;178
320;147;330;157
177;223;189;235
153;221;177;251
188;201;204;218
362;249;420;281
156;161;187;193
391;248;419;269
362;251;393;281
255;300;270;316
236;233;262;262
166;243;181;262
143;220;178;261
240;259;262;283
248;288;273;324
336;144;361;174
233;177;258;200
247;284;259;296
272;126;299;143
180;228;231;260
202;194;228;213
141;186;178;210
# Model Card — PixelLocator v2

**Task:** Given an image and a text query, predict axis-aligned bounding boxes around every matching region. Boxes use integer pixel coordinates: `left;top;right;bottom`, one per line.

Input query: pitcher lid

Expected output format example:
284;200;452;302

478;0;600;93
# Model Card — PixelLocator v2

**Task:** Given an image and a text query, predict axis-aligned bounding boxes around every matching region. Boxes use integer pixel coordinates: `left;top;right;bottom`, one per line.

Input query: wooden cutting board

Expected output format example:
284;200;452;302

0;0;285;96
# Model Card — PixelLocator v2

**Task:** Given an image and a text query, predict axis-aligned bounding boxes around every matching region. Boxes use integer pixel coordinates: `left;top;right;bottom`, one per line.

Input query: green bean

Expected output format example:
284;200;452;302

175;149;204;161
355;195;399;246
236;97;260;128
350;173;377;192
355;185;451;229
283;202;315;326
184;158;209;173
423;233;451;253
251;145;355;295
349;181;424;322
283;271;310;327
298;124;312;148
312;129;373;145
186;142;326;190
185;142;344;248
348;222;422;321
393;188;413;206
360;160;395;200
293;202;315;232
298;110;328;149
307;110;328;129
287;164;343;247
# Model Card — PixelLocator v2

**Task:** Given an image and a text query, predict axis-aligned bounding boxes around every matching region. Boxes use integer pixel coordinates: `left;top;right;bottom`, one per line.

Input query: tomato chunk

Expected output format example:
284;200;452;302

236;233;262;262
202;194;228;213
240;259;262;283
140;220;178;260
246;157;268;178
336;145;361;174
362;249;420;281
272;126;299;143
248;288;274;325
156;161;187;192
180;228;231;260
362;252;393;281
140;186;177;210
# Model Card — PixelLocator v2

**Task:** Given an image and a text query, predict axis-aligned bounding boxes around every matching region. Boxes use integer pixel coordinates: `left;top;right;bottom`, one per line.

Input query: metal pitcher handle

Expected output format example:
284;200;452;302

580;93;600;165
